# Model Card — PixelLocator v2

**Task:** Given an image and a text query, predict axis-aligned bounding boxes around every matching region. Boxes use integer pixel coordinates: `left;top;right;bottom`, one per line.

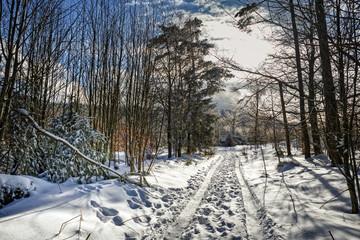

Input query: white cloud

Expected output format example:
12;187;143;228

193;10;274;110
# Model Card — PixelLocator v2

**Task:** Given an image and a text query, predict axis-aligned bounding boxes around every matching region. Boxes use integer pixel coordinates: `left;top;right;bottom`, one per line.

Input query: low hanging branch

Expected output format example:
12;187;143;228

18;109;146;186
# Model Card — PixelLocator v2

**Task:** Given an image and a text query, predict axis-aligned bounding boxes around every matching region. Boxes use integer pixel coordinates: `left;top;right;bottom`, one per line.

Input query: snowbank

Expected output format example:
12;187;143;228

0;154;217;239
237;146;360;240
0;174;35;208
1;148;359;240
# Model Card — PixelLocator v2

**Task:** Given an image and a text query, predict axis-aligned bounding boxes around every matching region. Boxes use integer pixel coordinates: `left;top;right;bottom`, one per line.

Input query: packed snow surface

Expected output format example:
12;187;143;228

0;146;359;239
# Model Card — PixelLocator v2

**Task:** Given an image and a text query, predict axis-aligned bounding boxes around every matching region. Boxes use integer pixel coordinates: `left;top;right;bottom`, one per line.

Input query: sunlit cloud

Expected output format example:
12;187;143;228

182;1;274;110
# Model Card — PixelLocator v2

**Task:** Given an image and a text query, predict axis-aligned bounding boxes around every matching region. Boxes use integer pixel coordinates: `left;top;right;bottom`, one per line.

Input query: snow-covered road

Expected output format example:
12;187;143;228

144;148;283;240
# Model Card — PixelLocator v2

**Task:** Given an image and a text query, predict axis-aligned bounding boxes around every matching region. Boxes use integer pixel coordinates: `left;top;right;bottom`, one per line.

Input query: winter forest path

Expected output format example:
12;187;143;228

144;148;283;240
162;154;225;238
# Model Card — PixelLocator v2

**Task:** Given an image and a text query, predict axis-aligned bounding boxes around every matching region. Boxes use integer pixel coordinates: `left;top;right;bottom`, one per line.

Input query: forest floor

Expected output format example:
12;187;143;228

0;146;359;239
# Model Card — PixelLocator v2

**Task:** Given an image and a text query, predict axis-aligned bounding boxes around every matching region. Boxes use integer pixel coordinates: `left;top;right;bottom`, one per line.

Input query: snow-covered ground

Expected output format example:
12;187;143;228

237;146;360;239
0;147;359;239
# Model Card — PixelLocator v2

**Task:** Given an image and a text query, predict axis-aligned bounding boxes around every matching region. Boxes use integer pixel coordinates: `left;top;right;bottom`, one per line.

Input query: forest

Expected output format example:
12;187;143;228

0;0;360;226
0;0;232;181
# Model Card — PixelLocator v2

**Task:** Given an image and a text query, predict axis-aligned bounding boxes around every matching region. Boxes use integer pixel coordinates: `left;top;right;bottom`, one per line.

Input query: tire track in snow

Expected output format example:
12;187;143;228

235;155;263;240
179;153;248;239
144;148;284;239
235;149;285;240
142;155;223;239
162;155;225;239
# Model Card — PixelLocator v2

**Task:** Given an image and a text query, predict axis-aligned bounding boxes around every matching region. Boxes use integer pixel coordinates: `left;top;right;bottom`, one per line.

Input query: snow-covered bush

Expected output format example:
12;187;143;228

5;111;109;183
5;111;46;176
276;161;299;172
43;113;109;183
0;174;34;208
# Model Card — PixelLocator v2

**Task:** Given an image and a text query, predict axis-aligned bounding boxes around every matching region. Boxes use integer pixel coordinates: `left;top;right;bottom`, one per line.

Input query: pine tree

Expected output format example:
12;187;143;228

44;112;109;183
5;111;109;183
152;17;232;156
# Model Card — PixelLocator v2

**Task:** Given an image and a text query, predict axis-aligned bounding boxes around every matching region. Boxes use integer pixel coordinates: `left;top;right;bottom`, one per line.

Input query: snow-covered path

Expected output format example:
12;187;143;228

145;148;283;240
2;146;359;240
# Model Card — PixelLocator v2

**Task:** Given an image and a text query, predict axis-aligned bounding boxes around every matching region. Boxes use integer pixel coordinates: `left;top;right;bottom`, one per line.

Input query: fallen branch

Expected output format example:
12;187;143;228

18;109;143;186
281;172;297;222
125;172;150;187
289;194;297;217
320;188;349;209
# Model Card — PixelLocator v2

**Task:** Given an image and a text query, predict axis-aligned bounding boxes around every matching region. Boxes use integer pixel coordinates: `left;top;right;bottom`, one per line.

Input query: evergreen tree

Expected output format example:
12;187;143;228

152;17;232;156
44;112;109;183
5;111;108;183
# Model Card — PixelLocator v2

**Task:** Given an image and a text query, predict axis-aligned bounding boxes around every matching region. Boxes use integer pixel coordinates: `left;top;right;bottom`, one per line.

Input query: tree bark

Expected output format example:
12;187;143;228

279;82;292;156
306;0;322;155
314;0;341;166
335;0;358;214
289;0;311;159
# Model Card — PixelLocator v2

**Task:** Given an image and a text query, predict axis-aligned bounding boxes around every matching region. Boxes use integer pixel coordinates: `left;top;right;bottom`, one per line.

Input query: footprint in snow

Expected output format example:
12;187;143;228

161;194;172;202
138;189;148;202
112;216;123;225
126;189;138;197
127;199;141;209
99;206;118;216
90;200;100;208
96;211;109;222
90;200;119;223
77;185;98;193
145;200;152;208
131;197;142;204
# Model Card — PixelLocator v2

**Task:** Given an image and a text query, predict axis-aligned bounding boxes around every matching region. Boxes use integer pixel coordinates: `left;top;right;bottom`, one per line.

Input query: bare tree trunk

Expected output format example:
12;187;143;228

289;0;311;159
254;87;260;147
314;0;341;165
335;0;358;214
306;0;322;155
278;82;292;156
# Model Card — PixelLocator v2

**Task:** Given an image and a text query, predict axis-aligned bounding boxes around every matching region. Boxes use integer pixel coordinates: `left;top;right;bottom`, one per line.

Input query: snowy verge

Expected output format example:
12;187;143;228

0;154;218;240
237;146;360;240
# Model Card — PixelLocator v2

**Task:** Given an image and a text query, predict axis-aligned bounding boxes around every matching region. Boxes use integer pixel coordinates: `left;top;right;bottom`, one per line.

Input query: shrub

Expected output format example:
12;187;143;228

5;111;109;183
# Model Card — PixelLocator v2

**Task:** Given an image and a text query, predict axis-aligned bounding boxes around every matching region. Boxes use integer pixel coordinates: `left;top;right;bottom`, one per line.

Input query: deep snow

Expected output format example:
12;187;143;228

0;146;359;240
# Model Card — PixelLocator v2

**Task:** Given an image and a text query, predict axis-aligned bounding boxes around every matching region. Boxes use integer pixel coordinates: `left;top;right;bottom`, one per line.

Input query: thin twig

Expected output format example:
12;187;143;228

58;211;82;235
320;189;349;209
289;194;297;216
79;210;82;232
57;183;62;193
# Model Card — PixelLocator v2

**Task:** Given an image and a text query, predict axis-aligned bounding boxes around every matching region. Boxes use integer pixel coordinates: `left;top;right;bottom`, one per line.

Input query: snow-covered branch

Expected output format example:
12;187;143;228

17;109;144;186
